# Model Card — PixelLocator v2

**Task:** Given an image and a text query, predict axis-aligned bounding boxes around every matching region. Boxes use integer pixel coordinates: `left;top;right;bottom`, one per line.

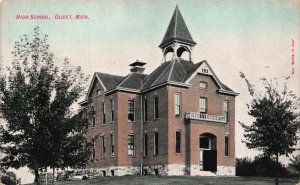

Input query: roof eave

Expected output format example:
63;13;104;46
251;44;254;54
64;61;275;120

217;89;239;96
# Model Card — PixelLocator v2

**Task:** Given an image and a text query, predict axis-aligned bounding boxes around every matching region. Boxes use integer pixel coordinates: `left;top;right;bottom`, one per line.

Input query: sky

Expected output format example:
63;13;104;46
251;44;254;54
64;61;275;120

1;0;300;183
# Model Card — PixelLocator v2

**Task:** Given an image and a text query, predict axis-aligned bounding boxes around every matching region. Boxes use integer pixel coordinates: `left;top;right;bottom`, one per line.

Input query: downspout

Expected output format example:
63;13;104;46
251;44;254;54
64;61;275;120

140;94;144;175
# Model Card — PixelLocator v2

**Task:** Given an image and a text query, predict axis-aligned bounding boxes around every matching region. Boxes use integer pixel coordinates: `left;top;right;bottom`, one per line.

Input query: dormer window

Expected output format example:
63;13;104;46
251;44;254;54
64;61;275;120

202;68;208;74
199;82;207;89
96;89;101;96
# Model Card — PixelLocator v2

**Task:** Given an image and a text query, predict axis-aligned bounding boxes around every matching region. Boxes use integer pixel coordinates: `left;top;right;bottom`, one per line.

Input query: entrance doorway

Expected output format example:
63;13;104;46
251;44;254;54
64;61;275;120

199;133;217;172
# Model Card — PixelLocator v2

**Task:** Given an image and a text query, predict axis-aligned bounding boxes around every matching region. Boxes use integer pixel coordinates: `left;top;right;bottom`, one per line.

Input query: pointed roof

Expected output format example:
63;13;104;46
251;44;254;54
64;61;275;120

159;5;196;48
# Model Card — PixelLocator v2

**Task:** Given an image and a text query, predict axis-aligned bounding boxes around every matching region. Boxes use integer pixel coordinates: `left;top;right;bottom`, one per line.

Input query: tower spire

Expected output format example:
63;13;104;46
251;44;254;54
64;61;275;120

159;5;196;49
159;6;196;62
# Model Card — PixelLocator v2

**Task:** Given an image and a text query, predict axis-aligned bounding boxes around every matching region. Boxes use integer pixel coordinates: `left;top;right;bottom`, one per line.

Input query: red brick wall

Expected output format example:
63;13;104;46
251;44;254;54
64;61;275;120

167;73;235;166
84;72;236;169
142;86;169;166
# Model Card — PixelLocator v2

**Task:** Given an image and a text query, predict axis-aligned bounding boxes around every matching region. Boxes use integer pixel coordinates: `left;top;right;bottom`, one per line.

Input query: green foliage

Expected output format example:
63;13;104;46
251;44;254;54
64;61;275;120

0;26;89;183
289;154;300;176
0;171;21;185
236;156;294;177
239;73;300;158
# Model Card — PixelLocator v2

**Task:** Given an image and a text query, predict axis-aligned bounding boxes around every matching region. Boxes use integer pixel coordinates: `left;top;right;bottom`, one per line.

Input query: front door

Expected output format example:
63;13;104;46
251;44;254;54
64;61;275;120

203;150;217;172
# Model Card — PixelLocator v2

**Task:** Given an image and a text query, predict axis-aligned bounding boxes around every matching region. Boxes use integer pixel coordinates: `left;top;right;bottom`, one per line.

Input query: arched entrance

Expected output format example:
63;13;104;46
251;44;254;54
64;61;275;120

199;133;217;172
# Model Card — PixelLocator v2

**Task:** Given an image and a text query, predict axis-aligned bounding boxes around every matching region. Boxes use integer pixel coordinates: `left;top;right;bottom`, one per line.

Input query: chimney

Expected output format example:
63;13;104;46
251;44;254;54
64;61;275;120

129;59;146;73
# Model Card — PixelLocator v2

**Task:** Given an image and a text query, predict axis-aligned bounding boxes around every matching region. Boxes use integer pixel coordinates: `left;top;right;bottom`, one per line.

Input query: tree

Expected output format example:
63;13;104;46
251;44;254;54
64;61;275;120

289;154;300;177
0;27;89;184
239;72;300;185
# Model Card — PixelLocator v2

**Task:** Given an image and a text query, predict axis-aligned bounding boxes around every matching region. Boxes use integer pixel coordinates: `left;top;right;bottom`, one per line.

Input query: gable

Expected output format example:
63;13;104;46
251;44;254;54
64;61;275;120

185;61;223;89
85;73;107;99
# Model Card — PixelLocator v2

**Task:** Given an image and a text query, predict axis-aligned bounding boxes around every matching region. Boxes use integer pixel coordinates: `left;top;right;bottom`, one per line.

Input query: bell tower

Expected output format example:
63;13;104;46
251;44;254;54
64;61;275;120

159;5;196;61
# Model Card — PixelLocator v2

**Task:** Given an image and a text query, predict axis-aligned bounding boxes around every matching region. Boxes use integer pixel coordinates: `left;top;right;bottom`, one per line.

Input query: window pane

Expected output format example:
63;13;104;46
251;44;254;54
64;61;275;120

154;96;159;118
144;99;148;121
200;136;210;149
111;134;115;156
111;99;114;122
225;136;229;156
154;132;158;155
174;94;181;117
199;98;207;113
128;100;135;121
200;82;207;89
128;135;134;156
176;131;181;153
102;103;106;124
144;134;148;156
102;137;106;156
223;101;229;121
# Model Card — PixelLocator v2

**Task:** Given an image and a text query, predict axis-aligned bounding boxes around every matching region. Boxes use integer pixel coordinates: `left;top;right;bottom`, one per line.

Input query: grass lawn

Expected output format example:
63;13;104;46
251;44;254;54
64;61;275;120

32;176;299;185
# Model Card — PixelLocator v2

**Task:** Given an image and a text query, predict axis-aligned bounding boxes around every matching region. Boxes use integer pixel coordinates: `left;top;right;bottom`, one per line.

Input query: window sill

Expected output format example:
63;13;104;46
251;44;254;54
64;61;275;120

128;155;136;158
199;88;208;91
175;153;182;156
128;121;135;123
225;156;230;158
101;124;106;126
109;121;115;124
153;118;160;121
111;155;115;158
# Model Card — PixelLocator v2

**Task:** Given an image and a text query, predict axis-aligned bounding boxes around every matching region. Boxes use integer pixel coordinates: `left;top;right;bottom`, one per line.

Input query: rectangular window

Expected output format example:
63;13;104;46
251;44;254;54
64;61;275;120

111;134;115;156
128;100;135;122
102;102;106;124
174;93;181;117
128;134;135;156
101;136;106;157
176;131;181;154
154;96;159;119
92;140;96;159
223;101;229;122
111;99;115;122
225;135;229;156
144;134;148;156
199;82;207;89
92;116;96;128
154;132;158;155
199;97;207;113
144;99;148;121
96;89;101;96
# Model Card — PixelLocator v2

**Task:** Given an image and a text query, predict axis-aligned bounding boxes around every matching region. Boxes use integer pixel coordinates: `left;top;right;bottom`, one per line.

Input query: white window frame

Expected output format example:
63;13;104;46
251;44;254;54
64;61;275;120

199;97;207;113
174;93;181;117
199;81;207;89
128;99;135;122
128;134;135;156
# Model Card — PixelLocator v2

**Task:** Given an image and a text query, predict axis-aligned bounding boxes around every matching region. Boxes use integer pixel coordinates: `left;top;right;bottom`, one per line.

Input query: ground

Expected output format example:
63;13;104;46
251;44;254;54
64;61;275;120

27;176;299;185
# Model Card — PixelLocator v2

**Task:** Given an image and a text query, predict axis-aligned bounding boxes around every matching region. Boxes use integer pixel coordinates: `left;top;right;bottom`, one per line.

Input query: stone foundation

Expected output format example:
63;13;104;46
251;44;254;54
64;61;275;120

87;164;235;177
216;166;235;176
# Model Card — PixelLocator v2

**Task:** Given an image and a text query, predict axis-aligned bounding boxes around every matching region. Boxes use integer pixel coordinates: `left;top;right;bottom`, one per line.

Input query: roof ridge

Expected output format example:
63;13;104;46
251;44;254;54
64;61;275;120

96;72;125;78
